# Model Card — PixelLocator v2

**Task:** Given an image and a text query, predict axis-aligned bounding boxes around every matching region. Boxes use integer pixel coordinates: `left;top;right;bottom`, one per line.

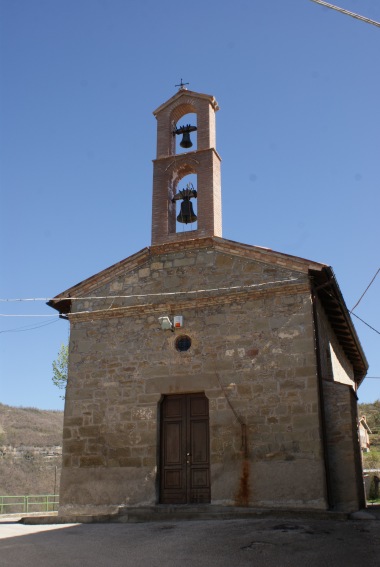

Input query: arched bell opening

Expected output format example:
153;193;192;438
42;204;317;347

172;173;198;233
173;112;197;155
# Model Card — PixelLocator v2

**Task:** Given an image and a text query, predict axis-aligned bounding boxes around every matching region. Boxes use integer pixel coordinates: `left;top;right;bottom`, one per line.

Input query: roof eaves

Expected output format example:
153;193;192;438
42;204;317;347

311;266;368;384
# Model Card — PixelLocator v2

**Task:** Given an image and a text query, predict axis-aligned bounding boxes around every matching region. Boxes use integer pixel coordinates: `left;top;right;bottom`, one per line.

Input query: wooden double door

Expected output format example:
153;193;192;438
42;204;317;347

160;393;210;504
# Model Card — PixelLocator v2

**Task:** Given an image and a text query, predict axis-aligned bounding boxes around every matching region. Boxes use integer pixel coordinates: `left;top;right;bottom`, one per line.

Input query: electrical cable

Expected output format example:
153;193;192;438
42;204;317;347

0;277;305;318
0;314;59;317
309;0;380;28
0;318;60;334
350;311;380;336
321;288;380;336
0;277;302;304
1;278;377;335
350;268;380;313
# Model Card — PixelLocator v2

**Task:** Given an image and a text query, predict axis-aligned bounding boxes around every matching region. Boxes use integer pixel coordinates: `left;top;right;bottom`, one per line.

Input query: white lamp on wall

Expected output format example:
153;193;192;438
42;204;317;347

158;315;184;331
158;316;173;331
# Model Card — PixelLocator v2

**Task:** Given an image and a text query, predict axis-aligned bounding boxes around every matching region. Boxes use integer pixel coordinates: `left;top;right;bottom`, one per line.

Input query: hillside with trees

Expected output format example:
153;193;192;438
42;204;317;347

0;404;63;497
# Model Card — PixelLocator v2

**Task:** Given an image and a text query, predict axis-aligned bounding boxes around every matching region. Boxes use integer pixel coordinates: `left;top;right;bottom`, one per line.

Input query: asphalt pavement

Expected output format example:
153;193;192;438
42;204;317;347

1;514;380;567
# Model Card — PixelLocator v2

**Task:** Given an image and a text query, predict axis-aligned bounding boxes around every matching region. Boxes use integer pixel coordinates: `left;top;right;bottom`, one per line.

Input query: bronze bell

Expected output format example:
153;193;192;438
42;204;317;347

180;130;192;148
174;124;197;149
177;198;197;224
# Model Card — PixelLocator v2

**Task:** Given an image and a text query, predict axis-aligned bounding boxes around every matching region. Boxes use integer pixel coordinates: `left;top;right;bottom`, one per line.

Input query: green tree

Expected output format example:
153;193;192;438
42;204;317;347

52;344;68;399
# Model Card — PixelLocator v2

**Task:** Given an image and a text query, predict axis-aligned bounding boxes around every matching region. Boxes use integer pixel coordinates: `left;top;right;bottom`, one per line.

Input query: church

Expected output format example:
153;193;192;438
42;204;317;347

49;86;368;516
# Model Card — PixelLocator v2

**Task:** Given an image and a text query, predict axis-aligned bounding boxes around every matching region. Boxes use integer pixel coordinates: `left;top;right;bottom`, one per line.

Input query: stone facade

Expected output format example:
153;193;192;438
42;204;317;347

50;88;368;516
51;237;367;515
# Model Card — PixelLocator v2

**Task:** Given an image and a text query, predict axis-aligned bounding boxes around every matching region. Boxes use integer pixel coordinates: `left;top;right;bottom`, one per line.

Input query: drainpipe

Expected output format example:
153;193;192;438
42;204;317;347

311;287;334;510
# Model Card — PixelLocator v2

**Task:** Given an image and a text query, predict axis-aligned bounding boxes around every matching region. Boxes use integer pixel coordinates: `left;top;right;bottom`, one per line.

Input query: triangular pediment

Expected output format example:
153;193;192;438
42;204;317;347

48;237;325;312
153;89;219;117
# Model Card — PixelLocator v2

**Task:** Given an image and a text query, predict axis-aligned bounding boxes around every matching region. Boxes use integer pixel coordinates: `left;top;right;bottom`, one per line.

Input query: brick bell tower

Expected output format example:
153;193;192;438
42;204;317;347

151;84;222;246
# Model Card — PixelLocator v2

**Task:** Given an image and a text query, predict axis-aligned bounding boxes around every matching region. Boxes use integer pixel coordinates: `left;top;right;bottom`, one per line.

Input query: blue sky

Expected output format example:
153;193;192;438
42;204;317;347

1;0;379;410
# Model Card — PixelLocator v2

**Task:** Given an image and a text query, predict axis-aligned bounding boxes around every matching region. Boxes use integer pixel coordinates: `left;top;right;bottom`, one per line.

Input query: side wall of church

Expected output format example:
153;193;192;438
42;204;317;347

59;246;328;515
314;300;365;511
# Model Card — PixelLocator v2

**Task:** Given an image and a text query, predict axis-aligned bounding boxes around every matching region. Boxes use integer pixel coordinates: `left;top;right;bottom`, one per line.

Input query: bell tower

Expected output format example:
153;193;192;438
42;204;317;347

151;85;222;246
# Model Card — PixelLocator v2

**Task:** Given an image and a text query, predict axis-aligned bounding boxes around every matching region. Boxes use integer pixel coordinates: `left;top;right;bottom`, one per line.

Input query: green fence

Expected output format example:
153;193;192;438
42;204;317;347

0;494;59;515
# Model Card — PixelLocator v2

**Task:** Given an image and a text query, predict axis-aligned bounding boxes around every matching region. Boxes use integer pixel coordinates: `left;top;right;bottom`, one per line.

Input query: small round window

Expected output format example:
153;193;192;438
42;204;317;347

175;335;192;352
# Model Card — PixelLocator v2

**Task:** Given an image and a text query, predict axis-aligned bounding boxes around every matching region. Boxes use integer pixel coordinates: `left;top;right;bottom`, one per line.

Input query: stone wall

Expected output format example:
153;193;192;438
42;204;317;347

315;298;365;511
322;381;365;511
59;242;328;515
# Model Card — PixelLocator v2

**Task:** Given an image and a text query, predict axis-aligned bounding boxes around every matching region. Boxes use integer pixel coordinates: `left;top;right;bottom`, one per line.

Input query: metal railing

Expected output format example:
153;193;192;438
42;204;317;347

0;494;59;515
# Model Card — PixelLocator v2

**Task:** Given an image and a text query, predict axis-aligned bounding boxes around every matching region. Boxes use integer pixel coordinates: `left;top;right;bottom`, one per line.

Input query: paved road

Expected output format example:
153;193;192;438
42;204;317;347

1;516;380;567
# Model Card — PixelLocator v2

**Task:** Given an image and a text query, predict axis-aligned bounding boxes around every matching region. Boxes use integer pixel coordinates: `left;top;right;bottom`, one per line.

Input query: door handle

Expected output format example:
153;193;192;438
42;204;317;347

186;453;191;464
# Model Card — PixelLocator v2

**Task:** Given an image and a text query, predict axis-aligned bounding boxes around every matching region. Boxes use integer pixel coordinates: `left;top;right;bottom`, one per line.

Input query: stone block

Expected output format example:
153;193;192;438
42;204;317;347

137;394;161;404
107;448;131;459
280;379;306;391
62;455;71;467
64;440;86;455
142;456;156;467
130;446;148;457
236;384;252;397
173;257;195;267
86;442;105;454
64;416;83;427
63;428;72;439
78;425;101;438
138;268;151;278
215;255;234;268
79;456;105;467
118;457;142;467
69;388;94;401
292;414;318;431
105;433;131;448
295;366;316;378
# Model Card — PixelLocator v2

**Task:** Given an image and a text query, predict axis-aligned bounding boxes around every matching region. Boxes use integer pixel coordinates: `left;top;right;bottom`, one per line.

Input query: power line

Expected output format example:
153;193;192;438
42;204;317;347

309;0;380;28
351;268;380;313
0;277;302;304
350;311;380;336
0;318;60;334
1;277;378;335
322;288;380;336
0;314;58;317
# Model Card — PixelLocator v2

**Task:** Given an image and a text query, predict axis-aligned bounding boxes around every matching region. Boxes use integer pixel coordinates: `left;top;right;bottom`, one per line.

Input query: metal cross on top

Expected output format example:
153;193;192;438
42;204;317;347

175;78;189;90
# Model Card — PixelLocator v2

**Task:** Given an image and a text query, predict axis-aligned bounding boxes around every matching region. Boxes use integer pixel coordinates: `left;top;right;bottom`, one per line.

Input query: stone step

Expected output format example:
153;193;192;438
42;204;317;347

21;505;351;525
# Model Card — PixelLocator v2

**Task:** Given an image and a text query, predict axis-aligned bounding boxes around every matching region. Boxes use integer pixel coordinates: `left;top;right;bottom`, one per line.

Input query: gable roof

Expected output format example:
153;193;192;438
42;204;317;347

47;236;368;383
309;265;368;384
47;236;324;310
152;89;219;117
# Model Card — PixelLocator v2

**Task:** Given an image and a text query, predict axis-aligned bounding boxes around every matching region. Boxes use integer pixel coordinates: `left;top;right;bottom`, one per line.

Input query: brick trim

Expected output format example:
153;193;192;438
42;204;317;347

68;282;311;322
